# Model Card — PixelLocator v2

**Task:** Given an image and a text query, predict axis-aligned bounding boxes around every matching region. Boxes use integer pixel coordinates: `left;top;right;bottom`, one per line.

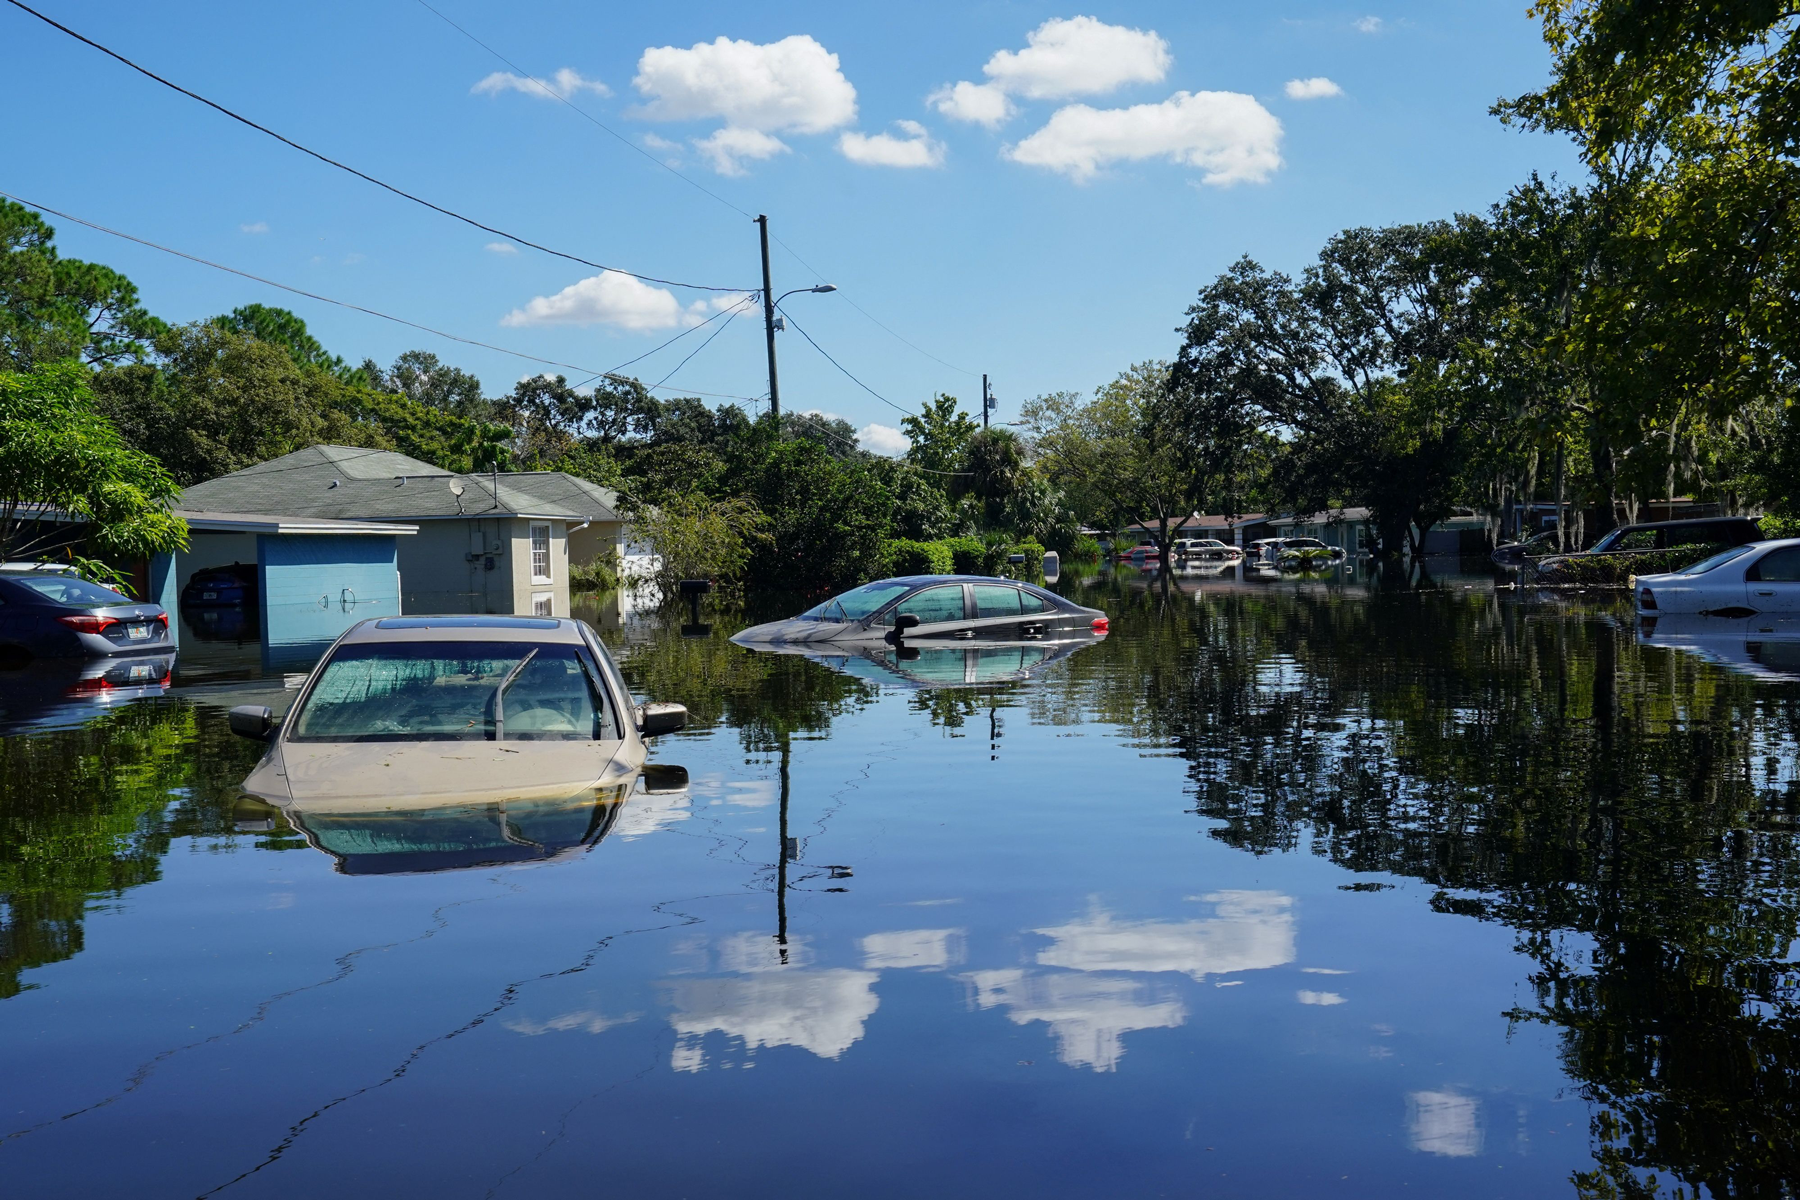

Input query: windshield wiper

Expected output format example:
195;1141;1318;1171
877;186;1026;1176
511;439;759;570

491;648;538;741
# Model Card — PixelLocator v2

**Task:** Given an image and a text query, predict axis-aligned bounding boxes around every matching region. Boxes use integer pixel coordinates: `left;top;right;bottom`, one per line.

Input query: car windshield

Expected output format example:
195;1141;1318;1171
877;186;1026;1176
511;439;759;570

10;575;133;607
802;581;912;623
290;640;609;742
1676;544;1759;575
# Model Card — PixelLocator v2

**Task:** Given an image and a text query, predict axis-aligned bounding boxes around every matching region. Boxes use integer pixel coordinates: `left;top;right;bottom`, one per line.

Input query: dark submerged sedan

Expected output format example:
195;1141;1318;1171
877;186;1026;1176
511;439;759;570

731;575;1109;646
0;568;171;660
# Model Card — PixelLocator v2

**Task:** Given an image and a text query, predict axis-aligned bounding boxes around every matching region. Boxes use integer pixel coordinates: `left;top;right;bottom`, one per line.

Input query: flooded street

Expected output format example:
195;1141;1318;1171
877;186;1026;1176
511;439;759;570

3;565;1796;1198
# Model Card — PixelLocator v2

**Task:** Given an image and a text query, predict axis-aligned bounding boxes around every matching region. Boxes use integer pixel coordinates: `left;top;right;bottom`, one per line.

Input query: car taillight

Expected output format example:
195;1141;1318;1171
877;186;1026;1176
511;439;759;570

1091;616;1110;632
58;614;120;635
1639;588;1657;611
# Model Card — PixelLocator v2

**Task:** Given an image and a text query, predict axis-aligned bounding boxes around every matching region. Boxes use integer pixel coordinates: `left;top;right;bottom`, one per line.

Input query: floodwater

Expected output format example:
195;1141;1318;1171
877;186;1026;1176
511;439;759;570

2;563;1797;1198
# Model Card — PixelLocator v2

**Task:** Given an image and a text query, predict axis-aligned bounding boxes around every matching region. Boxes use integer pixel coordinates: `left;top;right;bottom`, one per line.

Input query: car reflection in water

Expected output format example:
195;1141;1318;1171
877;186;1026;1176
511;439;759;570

0;652;176;736
231;615;689;874
1637;612;1800;682
738;638;1102;689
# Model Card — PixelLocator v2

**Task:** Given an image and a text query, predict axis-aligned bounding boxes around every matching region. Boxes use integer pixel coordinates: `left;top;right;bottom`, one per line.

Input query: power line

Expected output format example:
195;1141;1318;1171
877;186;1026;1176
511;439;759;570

651;298;754;390
0;0;746;294
0;188;757;401
774;303;915;417
410;0;755;222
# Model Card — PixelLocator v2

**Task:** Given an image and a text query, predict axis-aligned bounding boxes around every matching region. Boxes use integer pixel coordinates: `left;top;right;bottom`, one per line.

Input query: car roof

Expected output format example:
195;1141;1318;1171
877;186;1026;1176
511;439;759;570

339;615;586;644
879;574;1034;587
1614;516;1761;532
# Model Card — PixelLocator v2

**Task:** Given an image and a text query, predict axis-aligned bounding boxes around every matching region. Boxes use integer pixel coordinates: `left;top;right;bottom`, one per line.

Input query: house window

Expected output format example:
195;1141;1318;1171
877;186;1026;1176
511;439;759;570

530;523;551;583
531;591;553;616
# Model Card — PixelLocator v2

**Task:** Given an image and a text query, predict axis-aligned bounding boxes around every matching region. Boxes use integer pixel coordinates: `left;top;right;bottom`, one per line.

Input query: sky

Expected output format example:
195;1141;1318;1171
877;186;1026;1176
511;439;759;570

3;0;1584;453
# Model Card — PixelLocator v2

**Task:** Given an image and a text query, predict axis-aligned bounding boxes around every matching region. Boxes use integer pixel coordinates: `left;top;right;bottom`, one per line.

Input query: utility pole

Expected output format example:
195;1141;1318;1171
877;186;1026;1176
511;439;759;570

756;215;780;419
982;374;989;429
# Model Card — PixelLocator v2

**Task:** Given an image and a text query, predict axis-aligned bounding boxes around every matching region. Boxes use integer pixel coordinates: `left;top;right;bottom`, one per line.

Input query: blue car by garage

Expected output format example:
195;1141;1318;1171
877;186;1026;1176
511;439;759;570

0;566;173;660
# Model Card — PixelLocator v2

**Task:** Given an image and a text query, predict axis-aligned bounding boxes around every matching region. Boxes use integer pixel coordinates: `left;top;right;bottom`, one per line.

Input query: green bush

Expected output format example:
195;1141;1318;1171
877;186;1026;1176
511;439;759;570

1068;534;1103;559
942;536;987;575
1760;514;1800;539
1004;540;1047;580
1530;542;1723;586
568;548;619;592
884;538;953;576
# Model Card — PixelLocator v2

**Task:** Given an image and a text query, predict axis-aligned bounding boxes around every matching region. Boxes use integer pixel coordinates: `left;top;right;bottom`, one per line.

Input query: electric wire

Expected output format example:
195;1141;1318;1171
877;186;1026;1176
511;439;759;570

409;0;755;222
0;0;747;293
650;298;753;391
0;188;758;401
774;303;914;417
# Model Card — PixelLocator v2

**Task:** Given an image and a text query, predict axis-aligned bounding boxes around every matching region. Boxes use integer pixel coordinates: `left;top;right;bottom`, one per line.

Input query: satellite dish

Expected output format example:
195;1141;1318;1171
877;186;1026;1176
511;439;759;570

449;481;465;497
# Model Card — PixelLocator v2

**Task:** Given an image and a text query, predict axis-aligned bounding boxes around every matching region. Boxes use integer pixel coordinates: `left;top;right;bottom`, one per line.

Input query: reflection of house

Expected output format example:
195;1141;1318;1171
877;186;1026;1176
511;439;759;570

179;446;625;617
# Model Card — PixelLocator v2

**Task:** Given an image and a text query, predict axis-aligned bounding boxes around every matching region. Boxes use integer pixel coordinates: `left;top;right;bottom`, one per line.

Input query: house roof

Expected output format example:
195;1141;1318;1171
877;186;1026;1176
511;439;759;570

179;445;623;524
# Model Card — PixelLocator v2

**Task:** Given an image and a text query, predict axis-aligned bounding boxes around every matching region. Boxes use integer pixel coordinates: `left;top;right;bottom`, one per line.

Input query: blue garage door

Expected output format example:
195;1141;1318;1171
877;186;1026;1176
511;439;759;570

258;535;400;670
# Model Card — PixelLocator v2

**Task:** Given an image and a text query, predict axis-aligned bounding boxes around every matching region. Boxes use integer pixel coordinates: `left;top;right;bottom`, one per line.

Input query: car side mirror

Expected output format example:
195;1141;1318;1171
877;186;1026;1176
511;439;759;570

636;702;688;738
894;613;920;632
228;705;276;741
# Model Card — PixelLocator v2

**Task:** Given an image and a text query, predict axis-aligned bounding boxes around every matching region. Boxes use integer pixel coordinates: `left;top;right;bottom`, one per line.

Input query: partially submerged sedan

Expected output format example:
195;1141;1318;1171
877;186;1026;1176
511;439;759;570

731;576;1109;647
231;615;687;873
1633;539;1800;616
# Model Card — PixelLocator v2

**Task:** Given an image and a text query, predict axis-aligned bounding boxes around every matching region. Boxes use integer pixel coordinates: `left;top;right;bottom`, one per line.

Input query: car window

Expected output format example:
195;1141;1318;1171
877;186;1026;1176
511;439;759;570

1751;547;1800;582
10;575;132;606
885;585;966;626
1614;530;1658;551
804;581;911;622
972;584;1022;618
290;640;609;742
1681;544;1758;575
1019;590;1050;614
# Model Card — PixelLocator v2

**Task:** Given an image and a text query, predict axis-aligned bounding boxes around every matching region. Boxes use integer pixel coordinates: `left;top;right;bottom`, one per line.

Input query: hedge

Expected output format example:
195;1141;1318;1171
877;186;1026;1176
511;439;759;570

1527;542;1724;586
884;538;953;576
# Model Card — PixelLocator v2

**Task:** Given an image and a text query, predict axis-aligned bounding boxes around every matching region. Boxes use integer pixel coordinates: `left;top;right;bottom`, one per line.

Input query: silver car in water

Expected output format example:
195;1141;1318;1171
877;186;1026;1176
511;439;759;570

731;575;1110;647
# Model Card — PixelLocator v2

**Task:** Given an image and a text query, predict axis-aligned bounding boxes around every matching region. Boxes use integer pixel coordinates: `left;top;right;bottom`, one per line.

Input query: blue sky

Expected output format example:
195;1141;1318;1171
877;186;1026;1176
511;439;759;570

5;1;1582;451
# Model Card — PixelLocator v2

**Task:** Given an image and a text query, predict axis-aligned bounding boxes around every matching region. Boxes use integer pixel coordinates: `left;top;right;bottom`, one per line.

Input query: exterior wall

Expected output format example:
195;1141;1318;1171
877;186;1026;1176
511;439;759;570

508;518;569;617
397;519;490;615
257;534;400;670
566;520;625;565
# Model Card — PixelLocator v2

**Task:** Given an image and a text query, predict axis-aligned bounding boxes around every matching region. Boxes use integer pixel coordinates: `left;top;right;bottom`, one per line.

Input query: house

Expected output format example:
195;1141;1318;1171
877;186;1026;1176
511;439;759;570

178;445;627;618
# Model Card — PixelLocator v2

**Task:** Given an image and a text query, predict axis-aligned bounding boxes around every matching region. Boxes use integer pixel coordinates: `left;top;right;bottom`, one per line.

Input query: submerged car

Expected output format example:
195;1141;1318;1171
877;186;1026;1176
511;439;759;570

1173;538;1243;564
1633;539;1800;615
730;576;1109;646
181;562;258;610
1274;537;1347;567
230;615;688;873
0;567;171;660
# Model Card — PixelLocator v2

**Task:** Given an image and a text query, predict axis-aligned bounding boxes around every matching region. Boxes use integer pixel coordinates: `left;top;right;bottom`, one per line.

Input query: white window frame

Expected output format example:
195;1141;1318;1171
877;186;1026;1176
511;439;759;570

530;523;552;583
531;591;553;616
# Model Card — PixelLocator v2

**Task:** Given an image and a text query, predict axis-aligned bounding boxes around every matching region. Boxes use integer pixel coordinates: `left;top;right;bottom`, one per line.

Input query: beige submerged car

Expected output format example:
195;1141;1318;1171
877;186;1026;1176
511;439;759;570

229;615;687;874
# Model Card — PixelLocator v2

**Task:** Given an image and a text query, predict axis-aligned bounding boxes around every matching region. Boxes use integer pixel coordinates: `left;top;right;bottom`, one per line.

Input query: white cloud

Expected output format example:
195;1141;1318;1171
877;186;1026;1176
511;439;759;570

857;423;910;456
1355;16;1383;33
666;969;880;1070
239;221;268;234
966;969;1185;1072
861;928;964;970
1285;76;1343;100
931;16;1169;128
502;270;690;331
1032;893;1296;980
1007;91;1283;185
506;1008;637;1036
984;16;1170;100
472;67;611;100
484;241;517;254
1297;990;1346;1005
633;35;856;134
692;127;790;176
928;81;1013;128
838;120;945;168
1408;1091;1482;1157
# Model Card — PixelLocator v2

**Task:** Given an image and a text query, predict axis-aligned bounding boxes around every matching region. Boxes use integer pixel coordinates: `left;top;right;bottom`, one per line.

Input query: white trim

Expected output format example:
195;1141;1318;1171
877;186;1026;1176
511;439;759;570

530;522;552;584
530;590;554;616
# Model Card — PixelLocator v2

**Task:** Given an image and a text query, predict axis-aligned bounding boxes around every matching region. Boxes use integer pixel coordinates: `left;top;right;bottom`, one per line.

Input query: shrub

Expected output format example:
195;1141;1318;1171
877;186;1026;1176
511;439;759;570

1761;514;1800;539
884;538;953;576
942;536;987;575
1068;535;1103;559
637;494;767;602
568;548;619;592
1005;540;1047;580
1529;542;1723;586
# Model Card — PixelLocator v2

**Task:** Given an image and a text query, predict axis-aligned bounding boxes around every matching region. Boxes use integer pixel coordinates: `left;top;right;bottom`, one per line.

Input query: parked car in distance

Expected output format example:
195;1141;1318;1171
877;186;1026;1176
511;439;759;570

1491;529;1563;566
1276;537;1347;567
0;566;171;660
1633;539;1800;615
731;576;1109;647
231;615;688;873
1590;516;1765;555
181;562;258;610
1173;538;1243;563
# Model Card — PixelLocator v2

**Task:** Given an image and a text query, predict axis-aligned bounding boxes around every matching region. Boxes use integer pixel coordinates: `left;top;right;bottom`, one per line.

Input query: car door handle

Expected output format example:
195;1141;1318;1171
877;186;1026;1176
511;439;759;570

1756;589;1776;596
952;630;975;639
1021;623;1046;638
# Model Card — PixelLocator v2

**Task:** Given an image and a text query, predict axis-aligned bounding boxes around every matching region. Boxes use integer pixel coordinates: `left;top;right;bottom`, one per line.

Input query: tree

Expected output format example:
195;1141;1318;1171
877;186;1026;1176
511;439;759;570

635;494;767;602
361;349;488;417
901;393;978;477
213;305;364;384
0;362;186;565
781;410;862;459
743;439;893;593
0;200;164;370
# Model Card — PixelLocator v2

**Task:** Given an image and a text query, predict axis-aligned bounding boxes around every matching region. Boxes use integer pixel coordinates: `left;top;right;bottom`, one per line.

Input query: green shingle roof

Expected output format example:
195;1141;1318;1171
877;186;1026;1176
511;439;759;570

179;445;622;523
